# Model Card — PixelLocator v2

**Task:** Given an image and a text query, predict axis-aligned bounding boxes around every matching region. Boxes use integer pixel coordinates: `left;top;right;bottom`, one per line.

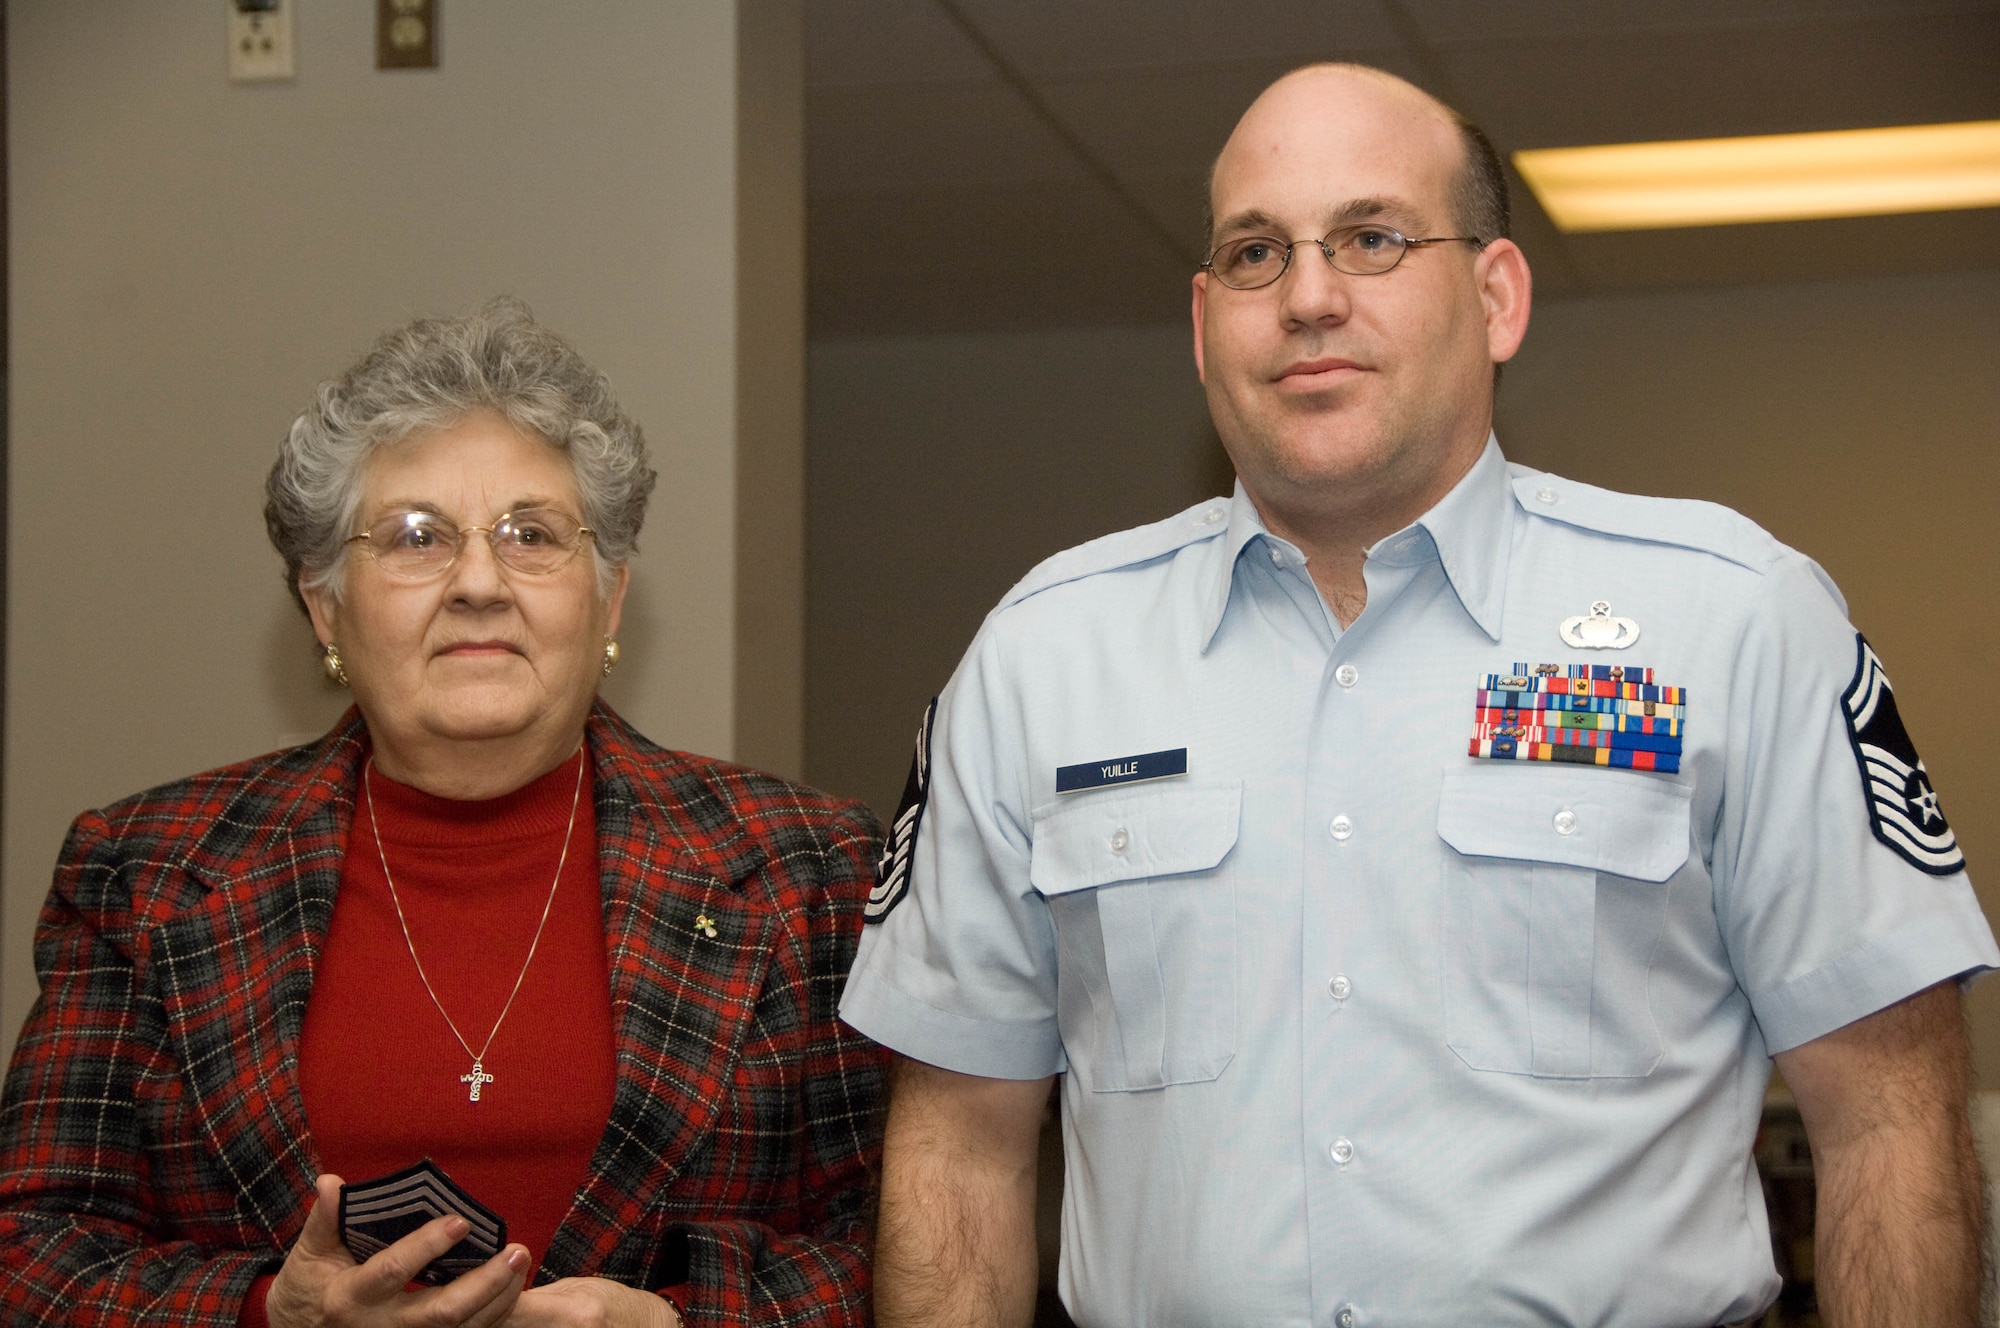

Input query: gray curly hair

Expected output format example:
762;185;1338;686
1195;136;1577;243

265;298;656;608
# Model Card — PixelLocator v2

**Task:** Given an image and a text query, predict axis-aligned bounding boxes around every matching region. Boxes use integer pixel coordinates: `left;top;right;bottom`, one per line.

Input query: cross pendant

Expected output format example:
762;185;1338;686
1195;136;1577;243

460;1060;494;1102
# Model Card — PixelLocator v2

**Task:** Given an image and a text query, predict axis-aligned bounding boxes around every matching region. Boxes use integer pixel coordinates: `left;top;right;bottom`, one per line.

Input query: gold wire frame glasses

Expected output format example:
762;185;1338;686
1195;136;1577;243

346;509;597;579
1201;223;1486;289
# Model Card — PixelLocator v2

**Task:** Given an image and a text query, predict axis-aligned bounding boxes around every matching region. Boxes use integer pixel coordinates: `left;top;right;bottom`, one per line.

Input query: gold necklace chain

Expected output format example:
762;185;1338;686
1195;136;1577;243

361;751;585;1103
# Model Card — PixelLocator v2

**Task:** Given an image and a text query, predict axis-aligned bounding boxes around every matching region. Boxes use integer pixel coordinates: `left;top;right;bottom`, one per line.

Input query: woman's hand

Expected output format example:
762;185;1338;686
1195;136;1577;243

267;1174;532;1328
504;1277;680;1328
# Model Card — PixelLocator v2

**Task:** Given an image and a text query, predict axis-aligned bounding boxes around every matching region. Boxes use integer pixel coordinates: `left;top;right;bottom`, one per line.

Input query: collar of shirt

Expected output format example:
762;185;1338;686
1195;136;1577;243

1200;433;1514;651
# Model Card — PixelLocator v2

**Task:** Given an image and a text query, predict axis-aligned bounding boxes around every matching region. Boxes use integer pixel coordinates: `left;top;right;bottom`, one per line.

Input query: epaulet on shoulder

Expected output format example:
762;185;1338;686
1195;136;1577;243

1509;468;1787;574
996;497;1230;612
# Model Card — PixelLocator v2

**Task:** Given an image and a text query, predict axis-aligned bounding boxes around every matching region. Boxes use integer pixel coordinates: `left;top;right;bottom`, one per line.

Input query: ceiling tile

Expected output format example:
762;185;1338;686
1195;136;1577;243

809;182;1192;336
809;79;1091;195
1033;50;1430;185
950;0;1405;79
1402;0;1997;45
806;0;992;86
1442;11;2000;147
1118;173;1215;262
1555;206;2000;293
806;0;2000;336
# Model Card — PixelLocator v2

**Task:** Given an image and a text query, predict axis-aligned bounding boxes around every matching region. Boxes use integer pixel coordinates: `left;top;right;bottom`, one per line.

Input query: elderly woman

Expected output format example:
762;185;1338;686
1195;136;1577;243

0;302;886;1327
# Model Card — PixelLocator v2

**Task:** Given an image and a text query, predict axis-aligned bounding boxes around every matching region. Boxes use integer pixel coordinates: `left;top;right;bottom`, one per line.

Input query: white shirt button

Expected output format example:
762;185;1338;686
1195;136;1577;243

1329;1137;1354;1165
1269;547;1284;566
1328;975;1352;1001
1335;663;1359;688
1337;1306;1356;1328
1329;814;1353;841
1201;507;1223;525
1536;486;1559;504
1109;827;1130;853
1552;808;1578;836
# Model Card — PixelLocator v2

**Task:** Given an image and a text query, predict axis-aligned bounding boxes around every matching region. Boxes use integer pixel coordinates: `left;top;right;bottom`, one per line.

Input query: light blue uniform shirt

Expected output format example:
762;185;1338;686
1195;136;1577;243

841;438;1998;1327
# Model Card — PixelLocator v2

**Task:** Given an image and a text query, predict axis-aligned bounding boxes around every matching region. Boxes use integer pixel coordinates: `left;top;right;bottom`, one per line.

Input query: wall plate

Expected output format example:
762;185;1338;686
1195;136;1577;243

227;0;295;83
378;0;439;70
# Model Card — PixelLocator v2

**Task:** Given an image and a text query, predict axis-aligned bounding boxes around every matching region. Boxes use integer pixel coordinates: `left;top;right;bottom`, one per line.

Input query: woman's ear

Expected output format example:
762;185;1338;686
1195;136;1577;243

603;563;631;641
301;579;338;646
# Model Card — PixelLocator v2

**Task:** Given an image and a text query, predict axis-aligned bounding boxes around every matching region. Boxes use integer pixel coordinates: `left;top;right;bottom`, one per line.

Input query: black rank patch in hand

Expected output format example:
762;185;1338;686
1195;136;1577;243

1843;635;1963;875
339;1158;507;1286
867;697;936;923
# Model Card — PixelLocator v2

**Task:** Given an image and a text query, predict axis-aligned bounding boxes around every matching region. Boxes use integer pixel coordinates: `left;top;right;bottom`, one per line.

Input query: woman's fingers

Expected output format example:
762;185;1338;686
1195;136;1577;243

344;1213;475;1300
448;1247;533;1328
273;1175;530;1328
266;1177;357;1328
333;1231;527;1325
505;1277;677;1328
292;1175;350;1258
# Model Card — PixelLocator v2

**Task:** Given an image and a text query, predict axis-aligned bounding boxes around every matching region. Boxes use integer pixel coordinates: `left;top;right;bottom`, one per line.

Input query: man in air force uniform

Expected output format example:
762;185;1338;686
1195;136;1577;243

840;62;1998;1328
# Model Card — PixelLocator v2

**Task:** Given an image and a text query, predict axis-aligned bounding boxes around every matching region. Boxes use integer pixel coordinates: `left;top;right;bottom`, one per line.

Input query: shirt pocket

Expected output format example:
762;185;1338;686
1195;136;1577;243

1437;764;1692;1078
1030;784;1241;1093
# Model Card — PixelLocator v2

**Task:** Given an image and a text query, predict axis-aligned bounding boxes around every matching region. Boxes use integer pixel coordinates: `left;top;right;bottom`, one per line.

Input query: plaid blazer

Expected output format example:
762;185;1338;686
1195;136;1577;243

0;703;888;1326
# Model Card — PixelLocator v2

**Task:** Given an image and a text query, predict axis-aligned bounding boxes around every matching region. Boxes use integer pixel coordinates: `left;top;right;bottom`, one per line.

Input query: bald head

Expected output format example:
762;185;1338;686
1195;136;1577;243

1187;58;1533;573
1206;64;1508;253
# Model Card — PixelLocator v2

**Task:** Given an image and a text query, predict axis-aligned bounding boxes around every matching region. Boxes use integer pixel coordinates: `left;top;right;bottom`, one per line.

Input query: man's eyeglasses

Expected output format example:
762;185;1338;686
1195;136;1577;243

1202;224;1486;290
346;509;597;579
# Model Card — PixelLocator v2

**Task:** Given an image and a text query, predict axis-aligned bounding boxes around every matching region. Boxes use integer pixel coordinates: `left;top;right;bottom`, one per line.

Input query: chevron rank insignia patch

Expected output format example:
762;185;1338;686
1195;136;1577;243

1843;635;1963;875
339;1159;506;1286
867;697;937;923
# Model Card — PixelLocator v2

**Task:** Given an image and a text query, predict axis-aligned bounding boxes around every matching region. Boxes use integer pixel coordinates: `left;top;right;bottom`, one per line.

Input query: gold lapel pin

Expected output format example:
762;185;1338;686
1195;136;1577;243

694;914;718;938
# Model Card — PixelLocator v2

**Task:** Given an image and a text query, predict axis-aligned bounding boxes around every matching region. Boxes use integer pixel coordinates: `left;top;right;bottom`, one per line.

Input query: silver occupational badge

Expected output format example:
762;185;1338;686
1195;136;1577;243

1560;601;1641;650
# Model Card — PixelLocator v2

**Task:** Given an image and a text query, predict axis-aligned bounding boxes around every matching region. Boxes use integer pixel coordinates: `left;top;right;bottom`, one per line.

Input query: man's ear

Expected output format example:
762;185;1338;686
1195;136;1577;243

1475;238;1532;364
1190;270;1210;385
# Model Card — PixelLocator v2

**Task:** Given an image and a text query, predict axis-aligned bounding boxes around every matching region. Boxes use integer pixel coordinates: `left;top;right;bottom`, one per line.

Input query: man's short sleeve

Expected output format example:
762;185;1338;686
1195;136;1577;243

1711;552;1997;1052
840;628;1066;1079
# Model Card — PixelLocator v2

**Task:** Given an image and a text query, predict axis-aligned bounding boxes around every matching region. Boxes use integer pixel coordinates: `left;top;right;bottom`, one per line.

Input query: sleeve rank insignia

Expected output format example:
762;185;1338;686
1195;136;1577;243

867;696;937;923
1843;635;1963;874
1468;662;1685;773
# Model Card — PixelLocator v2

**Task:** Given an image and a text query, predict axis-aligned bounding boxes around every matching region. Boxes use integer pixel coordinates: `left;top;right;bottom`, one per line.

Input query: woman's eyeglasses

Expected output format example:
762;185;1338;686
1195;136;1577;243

346;509;597;579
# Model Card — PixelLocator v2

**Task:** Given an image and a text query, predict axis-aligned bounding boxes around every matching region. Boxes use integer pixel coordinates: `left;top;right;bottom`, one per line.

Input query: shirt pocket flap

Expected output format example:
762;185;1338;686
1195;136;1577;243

1437;765;1692;882
1030;785;1243;895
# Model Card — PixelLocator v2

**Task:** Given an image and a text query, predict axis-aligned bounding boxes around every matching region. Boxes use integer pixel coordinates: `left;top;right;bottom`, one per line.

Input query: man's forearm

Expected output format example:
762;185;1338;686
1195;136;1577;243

874;1059;1051;1328
1810;1093;1985;1325
1779;983;1986;1327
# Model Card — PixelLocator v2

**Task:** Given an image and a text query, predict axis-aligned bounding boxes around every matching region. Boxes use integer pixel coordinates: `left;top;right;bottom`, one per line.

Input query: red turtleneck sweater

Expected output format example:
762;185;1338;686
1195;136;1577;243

241;751;618;1325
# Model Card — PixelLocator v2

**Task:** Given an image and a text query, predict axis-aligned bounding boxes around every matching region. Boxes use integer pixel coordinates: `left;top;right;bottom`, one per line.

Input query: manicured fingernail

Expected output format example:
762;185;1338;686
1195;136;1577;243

507;1247;530;1271
445;1216;470;1237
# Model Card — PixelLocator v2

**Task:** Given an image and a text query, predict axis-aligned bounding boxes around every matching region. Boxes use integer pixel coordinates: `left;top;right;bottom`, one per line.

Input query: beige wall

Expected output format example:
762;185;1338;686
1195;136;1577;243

805;266;2000;1084
4;1;804;1054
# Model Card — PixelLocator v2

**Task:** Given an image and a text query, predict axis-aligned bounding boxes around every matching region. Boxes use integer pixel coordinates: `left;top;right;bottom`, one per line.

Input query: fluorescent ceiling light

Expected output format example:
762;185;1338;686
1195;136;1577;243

1514;121;2000;232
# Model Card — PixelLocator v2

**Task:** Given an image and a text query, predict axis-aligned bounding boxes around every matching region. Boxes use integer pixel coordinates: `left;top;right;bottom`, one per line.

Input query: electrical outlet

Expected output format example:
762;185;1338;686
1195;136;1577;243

228;0;295;84
378;0;439;70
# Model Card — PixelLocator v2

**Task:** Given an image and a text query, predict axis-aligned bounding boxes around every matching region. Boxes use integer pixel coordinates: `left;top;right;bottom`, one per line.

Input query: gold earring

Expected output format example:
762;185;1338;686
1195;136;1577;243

602;639;621;676
322;642;349;686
